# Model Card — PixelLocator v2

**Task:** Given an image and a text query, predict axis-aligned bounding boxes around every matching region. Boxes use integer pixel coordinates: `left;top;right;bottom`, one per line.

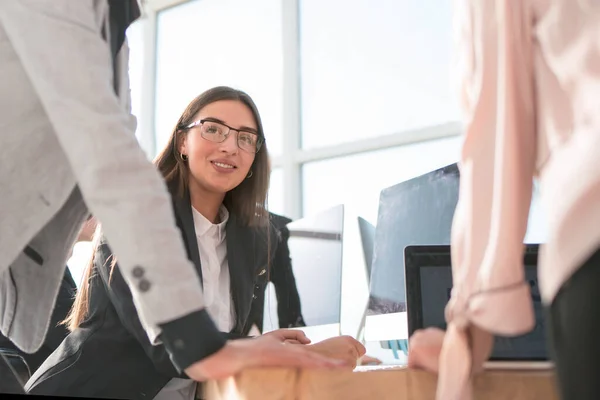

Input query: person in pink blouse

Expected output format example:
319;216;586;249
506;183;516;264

407;1;600;399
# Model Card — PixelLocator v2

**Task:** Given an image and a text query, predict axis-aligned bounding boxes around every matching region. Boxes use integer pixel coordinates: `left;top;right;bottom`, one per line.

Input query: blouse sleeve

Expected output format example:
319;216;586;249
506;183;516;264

435;1;539;398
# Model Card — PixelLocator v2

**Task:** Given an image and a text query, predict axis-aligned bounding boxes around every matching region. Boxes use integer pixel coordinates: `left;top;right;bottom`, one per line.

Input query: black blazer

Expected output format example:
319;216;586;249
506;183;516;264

247;213;306;332
25;194;278;400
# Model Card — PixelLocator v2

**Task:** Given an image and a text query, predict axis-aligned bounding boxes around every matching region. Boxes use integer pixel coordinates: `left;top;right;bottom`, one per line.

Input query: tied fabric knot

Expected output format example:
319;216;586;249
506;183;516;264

437;324;473;400
436;290;474;400
445;288;471;329
434;281;534;400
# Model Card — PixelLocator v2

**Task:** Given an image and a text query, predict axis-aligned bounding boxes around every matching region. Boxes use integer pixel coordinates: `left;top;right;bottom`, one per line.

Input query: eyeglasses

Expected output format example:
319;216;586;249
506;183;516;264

181;119;264;154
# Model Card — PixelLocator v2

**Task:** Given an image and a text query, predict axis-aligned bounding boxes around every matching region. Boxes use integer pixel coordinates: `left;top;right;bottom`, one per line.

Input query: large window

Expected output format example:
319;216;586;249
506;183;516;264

299;0;459;149
268;168;285;216
154;0;284;156
127;1;548;232
141;0;465;222
68;243;93;288
302;136;464;222
526;183;547;244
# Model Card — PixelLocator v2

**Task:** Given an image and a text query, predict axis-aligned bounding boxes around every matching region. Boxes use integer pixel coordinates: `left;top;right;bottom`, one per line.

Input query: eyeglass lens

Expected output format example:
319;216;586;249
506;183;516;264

200;121;260;153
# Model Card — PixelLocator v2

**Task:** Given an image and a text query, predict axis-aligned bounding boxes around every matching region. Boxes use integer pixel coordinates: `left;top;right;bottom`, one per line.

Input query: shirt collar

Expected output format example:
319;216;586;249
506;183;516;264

191;205;229;240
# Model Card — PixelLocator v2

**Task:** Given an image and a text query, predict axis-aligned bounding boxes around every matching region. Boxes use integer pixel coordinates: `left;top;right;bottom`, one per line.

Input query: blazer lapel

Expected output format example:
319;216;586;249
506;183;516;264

227;215;279;334
226;214;256;334
170;196;278;335
171;194;203;284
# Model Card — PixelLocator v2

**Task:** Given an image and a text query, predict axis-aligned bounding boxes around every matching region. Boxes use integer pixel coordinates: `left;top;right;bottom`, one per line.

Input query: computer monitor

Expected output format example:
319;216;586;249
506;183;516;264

362;163;460;363
262;204;344;343
367;163;460;316
357;217;376;280
352;217;377;342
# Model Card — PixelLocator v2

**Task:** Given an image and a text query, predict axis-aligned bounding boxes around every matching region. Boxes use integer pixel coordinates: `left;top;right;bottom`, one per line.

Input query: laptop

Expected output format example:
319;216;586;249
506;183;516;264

405;244;552;369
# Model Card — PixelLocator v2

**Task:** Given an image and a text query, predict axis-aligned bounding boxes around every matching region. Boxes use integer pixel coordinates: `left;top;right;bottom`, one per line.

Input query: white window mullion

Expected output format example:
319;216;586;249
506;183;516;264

137;9;158;158
281;0;302;219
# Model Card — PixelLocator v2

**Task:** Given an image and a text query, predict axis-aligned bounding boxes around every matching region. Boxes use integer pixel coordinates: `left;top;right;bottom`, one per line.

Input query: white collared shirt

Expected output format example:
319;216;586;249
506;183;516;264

190;205;234;332
154;205;234;400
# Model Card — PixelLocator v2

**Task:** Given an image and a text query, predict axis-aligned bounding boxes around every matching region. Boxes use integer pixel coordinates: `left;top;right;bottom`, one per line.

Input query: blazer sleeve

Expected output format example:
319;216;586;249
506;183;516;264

0;1;225;371
271;225;306;328
94;240;196;377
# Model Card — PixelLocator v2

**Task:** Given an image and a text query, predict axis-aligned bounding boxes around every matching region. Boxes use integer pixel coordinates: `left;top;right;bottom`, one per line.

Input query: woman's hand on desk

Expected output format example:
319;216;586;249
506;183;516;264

407;327;445;372
262;329;311;345
183;335;349;381
305;336;366;369
358;355;383;366
407;325;493;374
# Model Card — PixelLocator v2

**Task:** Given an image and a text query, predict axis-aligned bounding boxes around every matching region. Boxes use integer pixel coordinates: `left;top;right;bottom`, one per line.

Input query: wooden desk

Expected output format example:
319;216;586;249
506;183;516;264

205;366;558;400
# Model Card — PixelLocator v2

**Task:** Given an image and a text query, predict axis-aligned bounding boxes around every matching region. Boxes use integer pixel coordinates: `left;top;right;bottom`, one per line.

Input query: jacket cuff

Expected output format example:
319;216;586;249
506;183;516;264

159;309;227;372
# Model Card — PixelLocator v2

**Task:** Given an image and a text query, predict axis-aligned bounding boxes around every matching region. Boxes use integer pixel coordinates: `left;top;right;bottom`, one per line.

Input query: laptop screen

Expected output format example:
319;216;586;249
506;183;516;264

407;245;548;361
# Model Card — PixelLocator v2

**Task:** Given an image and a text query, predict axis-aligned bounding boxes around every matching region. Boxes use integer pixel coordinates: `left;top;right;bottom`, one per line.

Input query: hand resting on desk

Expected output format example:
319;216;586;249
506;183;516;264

407;327;445;372
304;336;367;369
407;326;493;374
358;355;383;366
183;334;350;382
262;328;312;345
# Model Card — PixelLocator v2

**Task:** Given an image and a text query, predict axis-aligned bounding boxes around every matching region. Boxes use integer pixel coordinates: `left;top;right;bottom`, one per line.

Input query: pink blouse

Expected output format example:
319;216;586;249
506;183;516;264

438;1;600;399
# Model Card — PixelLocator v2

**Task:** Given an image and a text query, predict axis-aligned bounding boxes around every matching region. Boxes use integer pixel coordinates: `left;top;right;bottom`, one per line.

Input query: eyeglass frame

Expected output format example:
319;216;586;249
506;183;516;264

178;118;265;154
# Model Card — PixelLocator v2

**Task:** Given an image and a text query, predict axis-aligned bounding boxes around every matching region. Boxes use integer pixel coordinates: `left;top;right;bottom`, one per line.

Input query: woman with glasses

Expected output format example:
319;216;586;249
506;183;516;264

25;86;364;399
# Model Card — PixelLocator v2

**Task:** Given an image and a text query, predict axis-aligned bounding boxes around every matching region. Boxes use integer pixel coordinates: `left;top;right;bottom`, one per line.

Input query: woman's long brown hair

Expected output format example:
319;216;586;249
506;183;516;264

63;86;272;331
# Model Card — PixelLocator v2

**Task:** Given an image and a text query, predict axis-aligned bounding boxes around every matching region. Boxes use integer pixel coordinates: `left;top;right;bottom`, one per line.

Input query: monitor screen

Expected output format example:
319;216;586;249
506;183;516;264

419;264;547;360
263;205;344;339
367;163;460;315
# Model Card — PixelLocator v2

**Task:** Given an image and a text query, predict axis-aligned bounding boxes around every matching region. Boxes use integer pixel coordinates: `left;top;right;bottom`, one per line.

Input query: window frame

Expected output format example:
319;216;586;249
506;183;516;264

137;0;462;219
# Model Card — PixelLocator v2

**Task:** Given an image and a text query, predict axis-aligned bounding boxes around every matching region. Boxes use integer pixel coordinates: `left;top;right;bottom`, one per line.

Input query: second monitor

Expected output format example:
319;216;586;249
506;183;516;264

262;204;345;343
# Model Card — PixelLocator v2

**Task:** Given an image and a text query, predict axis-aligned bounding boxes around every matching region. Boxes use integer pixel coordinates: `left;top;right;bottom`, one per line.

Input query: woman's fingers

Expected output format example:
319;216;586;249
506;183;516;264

249;337;349;368
184;336;348;382
407;328;445;372
284;329;311;344
359;355;382;365
285;346;351;368
264;329;311;344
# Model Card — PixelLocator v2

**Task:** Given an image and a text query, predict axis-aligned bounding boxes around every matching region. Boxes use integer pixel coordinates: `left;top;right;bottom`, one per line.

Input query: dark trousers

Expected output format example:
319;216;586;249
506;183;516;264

0;353;25;395
547;247;600;400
